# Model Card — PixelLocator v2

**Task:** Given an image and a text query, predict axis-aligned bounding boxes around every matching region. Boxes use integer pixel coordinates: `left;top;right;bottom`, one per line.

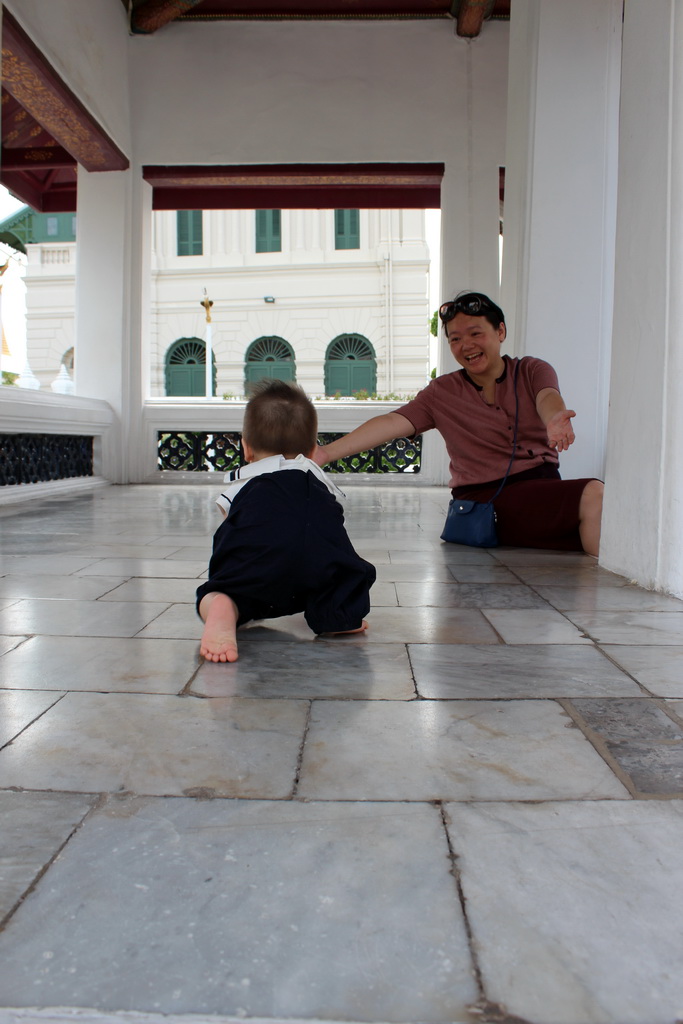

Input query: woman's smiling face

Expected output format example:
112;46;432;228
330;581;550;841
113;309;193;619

445;312;506;380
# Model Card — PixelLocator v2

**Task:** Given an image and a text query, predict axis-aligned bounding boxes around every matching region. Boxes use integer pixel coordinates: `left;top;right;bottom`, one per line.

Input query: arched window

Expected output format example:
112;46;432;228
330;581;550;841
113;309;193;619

245;336;296;390
325;334;376;396
165;337;216;396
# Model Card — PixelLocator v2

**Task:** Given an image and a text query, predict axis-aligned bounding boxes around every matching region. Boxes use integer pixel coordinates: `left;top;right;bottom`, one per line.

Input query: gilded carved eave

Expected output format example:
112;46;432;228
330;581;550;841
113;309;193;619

0;10;129;210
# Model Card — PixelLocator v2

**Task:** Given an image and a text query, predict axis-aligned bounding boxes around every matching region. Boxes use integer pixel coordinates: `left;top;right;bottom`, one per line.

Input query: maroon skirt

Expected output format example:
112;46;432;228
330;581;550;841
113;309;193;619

452;466;598;551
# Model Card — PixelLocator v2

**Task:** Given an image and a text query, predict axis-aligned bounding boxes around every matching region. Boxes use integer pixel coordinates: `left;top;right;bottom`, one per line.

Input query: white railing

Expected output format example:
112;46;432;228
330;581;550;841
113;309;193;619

141;398;449;485
0;387;115;502
40;247;73;265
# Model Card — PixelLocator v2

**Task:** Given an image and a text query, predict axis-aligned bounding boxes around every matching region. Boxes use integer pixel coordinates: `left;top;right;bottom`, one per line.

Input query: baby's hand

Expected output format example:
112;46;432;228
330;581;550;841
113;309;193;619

547;409;576;452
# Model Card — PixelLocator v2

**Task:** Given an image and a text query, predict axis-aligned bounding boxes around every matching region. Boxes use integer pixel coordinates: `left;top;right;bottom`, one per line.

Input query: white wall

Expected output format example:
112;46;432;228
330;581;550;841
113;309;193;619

128;18;508;296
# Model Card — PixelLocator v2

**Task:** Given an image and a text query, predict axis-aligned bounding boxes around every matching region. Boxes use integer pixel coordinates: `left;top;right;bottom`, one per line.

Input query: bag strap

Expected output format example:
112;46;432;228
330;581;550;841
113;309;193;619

488;358;521;504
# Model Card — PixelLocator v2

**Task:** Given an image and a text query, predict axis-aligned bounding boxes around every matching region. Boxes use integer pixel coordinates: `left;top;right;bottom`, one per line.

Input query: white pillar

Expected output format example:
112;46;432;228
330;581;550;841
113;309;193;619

436;29;508;487
601;0;683;598
500;0;622;480
74;168;132;481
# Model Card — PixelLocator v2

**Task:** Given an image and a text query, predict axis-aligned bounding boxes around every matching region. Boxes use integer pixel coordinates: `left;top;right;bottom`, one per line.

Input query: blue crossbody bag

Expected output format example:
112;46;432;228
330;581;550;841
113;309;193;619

440;361;520;548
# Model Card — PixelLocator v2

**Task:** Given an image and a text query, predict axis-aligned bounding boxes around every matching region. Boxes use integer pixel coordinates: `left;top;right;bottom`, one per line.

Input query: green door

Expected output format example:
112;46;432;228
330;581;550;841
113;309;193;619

165;338;216;396
245;337;296;391
325;334;376;396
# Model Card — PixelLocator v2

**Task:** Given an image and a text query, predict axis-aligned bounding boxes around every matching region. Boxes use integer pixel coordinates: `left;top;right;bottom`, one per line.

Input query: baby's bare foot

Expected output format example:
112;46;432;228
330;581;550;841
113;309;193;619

318;619;369;637
199;593;239;662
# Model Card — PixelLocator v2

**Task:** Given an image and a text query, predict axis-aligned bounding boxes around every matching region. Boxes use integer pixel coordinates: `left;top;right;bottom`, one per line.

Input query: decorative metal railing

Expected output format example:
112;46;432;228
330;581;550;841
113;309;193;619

0;434;94;486
157;431;421;474
318;432;421;473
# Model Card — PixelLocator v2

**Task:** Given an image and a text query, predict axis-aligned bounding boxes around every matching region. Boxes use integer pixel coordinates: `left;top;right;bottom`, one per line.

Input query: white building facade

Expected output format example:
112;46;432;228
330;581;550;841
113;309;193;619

15;206;430;398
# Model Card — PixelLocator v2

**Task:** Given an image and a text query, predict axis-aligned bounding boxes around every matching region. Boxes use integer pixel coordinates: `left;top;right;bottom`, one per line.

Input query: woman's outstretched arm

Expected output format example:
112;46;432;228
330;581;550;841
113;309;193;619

313;411;416;467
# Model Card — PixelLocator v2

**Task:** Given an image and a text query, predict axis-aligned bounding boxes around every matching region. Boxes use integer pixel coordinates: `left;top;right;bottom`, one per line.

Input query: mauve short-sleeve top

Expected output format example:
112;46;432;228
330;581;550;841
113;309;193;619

397;354;561;488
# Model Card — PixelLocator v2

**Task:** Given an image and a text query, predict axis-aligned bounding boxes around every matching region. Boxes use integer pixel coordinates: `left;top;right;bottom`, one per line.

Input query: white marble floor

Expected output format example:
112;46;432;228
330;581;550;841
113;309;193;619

0;483;682;1024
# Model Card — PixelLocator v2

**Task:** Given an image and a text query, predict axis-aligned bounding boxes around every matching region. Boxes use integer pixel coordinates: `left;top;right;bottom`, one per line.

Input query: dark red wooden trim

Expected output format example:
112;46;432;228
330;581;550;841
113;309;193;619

131;0;205;34
1;10;129;173
143;163;444;209
152;185;441;210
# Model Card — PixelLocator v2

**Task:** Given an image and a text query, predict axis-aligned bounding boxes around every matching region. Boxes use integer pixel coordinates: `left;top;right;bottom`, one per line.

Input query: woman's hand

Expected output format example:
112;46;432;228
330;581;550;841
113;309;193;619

546;409;576;451
311;445;329;468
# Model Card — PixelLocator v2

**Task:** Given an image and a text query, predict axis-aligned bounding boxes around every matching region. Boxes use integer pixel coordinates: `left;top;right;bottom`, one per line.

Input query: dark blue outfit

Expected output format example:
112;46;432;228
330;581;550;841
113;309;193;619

196;469;375;634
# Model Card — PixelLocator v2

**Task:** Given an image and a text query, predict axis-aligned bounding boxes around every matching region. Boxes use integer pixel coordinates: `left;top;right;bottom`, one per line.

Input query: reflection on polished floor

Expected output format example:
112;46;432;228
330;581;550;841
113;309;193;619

0;483;682;1024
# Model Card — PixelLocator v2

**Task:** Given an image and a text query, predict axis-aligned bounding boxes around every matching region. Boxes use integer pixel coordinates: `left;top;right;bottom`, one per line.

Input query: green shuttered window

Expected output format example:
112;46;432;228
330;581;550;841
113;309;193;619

335;209;360;249
255;210;282;253
176;211;203;256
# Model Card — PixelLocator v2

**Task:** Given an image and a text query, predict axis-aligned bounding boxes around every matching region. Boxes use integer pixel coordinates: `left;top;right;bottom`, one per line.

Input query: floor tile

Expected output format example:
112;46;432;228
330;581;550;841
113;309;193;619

492;550;598;567
374;563;460;583
357;606;501;644
396;581;550;608
0;635;27;656
482;608;594;644
445;800;683;1024
75;558;207;578
140;603;500;646
0;791;96;920
603;645;683;697
0;691;65;747
367;580;398;606
391;549;497;566
0;636;200;694
192;641;415;699
10;544;184;560
0;692;308;798
535;584;683;612
566;611;683;644
409;644;643;699
98;577;200;603
447;563;521;583
0;575;127;601
0;599;171;638
0;798;477;1021
507;565;630;587
0;555;103;576
162;545;210;560
297;700;629;801
568;697;683;795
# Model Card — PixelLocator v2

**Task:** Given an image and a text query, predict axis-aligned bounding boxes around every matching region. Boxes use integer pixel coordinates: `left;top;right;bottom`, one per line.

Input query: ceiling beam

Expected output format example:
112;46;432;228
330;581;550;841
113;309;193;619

130;0;206;34
142;162;444;210
451;0;495;38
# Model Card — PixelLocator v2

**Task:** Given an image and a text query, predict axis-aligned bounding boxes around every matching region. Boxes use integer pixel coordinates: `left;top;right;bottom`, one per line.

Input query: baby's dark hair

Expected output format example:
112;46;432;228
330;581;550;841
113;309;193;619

242;379;318;458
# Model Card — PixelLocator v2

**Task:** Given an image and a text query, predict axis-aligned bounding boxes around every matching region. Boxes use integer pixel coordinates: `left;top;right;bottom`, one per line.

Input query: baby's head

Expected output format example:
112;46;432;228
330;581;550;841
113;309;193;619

242;379;318;461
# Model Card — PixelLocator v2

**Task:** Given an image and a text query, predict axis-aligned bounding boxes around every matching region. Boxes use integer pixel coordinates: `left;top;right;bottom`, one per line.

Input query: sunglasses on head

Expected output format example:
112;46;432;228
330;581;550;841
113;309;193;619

438;293;501;324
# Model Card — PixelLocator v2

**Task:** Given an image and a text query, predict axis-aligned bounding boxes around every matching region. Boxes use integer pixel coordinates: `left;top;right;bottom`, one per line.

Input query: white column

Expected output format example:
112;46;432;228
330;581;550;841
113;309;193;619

601;0;683;597
436;30;508;487
500;0;622;480
74;167;132;482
